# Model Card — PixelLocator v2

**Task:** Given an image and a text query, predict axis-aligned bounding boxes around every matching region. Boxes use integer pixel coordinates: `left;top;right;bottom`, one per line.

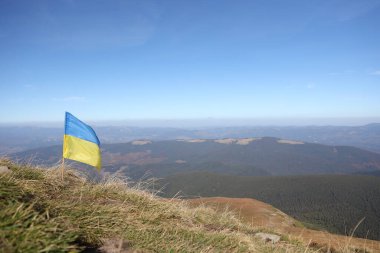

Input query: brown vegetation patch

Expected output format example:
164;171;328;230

177;139;207;143
214;138;237;144
236;138;261;145
277;139;304;145
131;140;152;145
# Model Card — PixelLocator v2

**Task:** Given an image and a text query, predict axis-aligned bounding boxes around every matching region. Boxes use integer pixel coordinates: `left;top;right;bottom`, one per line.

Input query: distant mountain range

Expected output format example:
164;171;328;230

12;137;380;178
1;123;380;154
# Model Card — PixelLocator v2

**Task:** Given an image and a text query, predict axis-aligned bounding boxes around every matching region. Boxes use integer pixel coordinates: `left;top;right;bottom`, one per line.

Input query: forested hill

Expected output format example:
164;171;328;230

13;137;380;177
159;172;380;240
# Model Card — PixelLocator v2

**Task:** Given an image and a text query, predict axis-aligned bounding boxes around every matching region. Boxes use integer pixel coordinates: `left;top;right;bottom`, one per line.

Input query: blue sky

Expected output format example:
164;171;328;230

1;0;380;125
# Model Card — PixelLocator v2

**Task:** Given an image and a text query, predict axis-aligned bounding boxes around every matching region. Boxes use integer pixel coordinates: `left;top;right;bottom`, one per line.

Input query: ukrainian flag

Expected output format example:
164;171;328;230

63;112;101;170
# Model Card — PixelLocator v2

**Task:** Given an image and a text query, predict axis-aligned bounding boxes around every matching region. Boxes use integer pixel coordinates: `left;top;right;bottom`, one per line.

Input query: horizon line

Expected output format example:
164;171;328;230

0;117;379;128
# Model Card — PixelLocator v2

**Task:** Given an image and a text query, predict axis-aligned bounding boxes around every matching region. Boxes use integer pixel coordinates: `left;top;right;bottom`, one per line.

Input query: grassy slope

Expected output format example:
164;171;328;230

0;159;321;253
160;171;380;241
188;197;380;253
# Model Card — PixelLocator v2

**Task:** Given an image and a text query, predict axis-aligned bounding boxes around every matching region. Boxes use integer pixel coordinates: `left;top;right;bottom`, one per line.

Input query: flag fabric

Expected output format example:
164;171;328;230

63;112;101;170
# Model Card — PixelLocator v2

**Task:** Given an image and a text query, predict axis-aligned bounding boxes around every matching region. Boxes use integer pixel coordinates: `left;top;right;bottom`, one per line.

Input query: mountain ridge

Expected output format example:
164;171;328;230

12;137;380;177
2;123;380;154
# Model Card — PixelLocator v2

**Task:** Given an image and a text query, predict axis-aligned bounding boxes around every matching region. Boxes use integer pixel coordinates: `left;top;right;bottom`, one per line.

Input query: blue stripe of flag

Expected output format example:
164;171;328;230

64;112;100;145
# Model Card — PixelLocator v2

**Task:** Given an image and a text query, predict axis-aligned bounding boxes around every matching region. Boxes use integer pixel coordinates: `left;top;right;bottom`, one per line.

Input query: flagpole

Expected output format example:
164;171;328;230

62;112;66;181
61;158;65;180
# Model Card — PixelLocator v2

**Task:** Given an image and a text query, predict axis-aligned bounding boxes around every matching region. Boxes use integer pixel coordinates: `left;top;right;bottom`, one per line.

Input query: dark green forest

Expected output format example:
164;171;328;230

159;172;380;240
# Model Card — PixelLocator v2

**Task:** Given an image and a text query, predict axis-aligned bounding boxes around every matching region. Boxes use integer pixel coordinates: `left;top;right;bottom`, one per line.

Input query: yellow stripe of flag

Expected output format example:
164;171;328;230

63;135;101;169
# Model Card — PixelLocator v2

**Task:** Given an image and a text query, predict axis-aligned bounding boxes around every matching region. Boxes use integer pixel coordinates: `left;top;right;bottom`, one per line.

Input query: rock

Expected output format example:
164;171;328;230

254;232;281;244
0;166;11;174
100;238;138;253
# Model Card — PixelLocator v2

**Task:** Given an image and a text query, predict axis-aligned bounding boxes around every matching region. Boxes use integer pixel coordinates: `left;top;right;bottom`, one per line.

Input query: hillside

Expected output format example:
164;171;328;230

12;137;380;178
0;158;320;253
192;123;380;153
1;159;378;253
188;197;380;253
159;172;380;241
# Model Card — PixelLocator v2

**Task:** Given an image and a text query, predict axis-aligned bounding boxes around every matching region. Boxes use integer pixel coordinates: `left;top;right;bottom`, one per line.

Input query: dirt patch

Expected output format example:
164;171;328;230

277;140;304;145
177;139;207;143
131;140;152;145
214;138;236;144
236;138;261;145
